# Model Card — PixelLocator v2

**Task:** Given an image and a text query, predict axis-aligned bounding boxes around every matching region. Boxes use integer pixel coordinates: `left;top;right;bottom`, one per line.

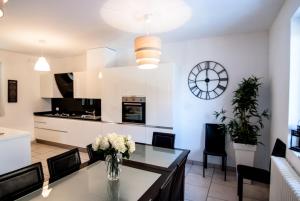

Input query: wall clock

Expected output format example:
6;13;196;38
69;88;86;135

188;61;229;100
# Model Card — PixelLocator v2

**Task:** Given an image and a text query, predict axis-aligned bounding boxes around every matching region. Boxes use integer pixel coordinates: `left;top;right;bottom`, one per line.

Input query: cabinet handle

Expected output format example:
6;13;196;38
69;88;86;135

35;127;68;133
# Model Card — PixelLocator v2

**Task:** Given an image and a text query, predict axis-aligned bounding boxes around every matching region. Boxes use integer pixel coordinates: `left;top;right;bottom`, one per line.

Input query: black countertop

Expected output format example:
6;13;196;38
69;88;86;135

33;111;102;122
33;112;173;130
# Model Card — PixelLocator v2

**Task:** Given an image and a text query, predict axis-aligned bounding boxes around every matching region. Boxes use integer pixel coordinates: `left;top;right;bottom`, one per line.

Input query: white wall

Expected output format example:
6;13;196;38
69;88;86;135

269;0;300;172
0;50;51;139
116;32;270;168
48;54;86;73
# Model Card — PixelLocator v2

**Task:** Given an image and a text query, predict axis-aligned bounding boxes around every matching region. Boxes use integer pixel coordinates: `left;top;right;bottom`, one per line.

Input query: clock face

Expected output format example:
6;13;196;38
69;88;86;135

188;61;229;100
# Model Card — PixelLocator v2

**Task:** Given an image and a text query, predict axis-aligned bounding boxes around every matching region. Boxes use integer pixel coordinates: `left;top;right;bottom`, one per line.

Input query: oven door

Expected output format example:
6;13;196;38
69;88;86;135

122;102;146;124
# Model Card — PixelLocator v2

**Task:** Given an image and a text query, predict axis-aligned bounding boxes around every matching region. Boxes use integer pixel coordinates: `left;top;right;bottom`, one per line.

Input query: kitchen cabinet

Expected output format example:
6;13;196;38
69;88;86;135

102;122;123;134
34;117;102;147
73;71;102;99
122;124;146;143
40;73;62;98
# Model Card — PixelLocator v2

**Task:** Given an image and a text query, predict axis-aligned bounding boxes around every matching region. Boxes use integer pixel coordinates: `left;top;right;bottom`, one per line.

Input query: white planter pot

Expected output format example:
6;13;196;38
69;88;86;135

233;142;257;167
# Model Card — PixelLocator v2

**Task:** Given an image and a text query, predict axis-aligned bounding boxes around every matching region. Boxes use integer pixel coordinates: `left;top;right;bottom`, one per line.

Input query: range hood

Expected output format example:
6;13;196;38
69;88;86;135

54;73;74;98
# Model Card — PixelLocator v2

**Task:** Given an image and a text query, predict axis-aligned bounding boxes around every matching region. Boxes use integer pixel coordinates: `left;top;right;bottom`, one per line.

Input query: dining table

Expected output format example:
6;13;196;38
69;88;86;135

17;143;190;201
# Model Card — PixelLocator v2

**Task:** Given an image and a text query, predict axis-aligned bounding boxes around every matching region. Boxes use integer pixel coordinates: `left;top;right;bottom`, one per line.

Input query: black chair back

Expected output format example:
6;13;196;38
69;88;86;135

152;132;175;149
205;124;225;153
271;138;286;157
169;156;187;201
86;144;105;164
47;148;81;183
158;167;177;201
0;162;44;201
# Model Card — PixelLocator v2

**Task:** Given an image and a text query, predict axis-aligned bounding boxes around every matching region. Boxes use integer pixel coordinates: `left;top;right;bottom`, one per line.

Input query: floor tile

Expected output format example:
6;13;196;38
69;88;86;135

185;184;208;201
208;182;238;201
207;197;226;201
186;172;211;188
190;165;214;177
212;172;237;188
243;183;269;201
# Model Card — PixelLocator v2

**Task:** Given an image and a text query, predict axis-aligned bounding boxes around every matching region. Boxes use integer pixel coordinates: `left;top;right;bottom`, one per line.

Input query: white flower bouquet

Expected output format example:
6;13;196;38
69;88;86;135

92;133;136;159
92;133;136;180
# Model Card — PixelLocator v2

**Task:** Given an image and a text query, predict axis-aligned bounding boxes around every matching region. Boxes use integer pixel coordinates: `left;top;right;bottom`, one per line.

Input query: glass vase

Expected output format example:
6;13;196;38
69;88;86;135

105;153;122;181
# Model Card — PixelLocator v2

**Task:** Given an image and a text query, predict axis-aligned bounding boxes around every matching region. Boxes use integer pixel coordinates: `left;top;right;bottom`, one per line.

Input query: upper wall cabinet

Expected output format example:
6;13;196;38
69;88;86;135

73;71;102;99
40;73;63;98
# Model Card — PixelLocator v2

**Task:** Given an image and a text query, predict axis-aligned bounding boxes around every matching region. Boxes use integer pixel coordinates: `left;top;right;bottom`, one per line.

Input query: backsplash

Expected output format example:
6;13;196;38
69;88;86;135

51;98;101;116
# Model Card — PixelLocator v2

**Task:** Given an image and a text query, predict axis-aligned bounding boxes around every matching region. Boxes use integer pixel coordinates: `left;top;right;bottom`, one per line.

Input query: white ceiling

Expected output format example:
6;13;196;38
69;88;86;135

0;0;284;57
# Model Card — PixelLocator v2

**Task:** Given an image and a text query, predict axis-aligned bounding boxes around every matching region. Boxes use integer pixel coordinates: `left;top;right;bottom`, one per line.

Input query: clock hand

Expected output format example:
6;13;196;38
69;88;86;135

196;79;219;82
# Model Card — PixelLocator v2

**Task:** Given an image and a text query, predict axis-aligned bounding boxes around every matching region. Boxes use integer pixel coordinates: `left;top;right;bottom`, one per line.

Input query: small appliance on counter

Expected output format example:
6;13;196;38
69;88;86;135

122;97;146;124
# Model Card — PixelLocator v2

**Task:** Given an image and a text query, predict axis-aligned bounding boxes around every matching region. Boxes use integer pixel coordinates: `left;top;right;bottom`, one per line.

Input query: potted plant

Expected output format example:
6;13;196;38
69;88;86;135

215;76;269;167
93;133;136;181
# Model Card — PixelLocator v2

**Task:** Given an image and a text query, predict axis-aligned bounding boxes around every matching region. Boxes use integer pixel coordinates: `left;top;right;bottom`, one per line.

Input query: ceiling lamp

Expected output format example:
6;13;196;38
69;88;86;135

135;35;161;69
0;0;8;18
34;40;50;72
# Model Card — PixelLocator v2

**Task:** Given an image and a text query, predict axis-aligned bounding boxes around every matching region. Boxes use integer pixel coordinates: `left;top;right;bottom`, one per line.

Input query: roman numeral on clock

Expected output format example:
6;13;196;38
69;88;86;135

217;85;226;91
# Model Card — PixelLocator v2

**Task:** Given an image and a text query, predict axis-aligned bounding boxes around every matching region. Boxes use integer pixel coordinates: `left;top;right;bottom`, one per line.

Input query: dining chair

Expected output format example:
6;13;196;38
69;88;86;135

203;123;227;181
169;156;188;201
158;167;177;201
0;162;44;201
47;148;81;183
152;132;175;149
86;144;105;164
237;138;286;201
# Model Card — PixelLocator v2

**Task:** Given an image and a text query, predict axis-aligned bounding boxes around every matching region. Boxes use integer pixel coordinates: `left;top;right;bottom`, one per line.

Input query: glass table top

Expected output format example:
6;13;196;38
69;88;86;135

126;144;183;168
17;162;161;201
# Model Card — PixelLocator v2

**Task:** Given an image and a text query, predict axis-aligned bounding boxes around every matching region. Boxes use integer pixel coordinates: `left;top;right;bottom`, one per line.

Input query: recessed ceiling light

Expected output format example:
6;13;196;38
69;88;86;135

100;0;192;34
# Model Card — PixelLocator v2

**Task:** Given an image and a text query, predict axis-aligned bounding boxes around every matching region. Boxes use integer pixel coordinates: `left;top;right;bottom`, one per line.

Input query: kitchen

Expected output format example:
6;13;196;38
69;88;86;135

33;48;173;149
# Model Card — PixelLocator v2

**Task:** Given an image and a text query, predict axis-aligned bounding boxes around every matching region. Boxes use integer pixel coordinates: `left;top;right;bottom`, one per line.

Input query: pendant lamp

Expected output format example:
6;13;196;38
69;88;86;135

34;40;51;72
134;35;161;69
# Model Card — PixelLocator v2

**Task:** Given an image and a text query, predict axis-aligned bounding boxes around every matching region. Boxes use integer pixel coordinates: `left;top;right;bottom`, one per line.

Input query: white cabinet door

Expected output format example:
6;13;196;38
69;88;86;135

67;119;102;147
145;64;173;127
73;72;87;98
100;68;122;122
74;71;102;99
34;127;68;144
145;127;174;144
102;123;123;134
40;73;62;98
122;124;146;143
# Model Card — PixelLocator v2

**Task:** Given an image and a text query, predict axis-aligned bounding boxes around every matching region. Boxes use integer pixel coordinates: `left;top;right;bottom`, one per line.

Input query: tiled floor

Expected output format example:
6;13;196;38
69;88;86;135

31;143;269;201
185;163;269;201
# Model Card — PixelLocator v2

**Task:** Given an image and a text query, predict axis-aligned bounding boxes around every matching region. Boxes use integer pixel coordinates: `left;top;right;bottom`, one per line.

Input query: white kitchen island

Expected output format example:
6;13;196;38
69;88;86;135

0;127;31;175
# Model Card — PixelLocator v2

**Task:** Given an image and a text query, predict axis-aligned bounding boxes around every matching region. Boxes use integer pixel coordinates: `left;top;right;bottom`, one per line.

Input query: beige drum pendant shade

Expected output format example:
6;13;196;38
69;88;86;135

134;35;161;69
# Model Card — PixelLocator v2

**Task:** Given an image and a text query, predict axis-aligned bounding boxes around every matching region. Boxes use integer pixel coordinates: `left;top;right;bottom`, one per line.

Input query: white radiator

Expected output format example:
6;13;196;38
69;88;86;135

270;156;300;201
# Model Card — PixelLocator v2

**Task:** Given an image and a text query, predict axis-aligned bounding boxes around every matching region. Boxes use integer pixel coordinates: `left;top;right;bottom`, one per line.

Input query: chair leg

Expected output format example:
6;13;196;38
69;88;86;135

222;156;225;171
204;153;207;169
238;174;243;201
223;156;227;181
203;152;206;177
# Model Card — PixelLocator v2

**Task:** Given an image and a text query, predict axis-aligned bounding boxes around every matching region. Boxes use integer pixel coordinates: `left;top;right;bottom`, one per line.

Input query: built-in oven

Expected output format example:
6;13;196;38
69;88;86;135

122;97;146;124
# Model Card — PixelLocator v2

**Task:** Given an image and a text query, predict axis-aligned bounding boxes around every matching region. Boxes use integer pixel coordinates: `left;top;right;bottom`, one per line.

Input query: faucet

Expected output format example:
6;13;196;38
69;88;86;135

85;110;95;117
